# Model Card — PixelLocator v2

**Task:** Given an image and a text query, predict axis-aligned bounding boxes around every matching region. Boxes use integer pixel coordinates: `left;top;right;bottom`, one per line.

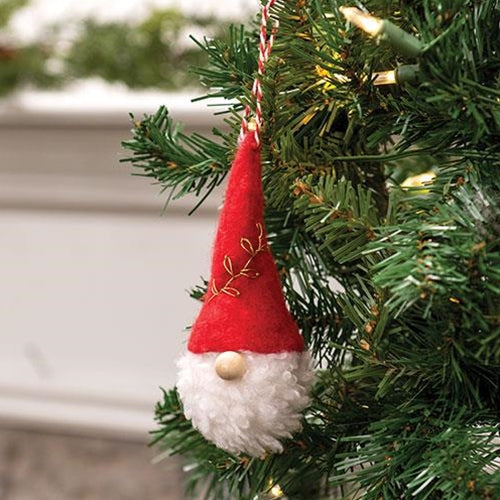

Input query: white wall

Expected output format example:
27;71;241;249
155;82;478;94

0;93;223;440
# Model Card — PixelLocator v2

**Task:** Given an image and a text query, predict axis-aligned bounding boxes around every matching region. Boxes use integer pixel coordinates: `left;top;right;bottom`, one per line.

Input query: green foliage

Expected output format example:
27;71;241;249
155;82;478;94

121;106;231;213
0;43;60;97
192;24;257;103
65;9;230;90
0;0;28;28
0;0;59;96
0;0;29;28
0;5;234;97
330;403;500;500
123;0;500;498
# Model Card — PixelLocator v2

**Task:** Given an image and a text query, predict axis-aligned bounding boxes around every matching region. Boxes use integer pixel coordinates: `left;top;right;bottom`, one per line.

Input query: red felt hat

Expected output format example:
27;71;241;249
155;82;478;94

188;132;304;354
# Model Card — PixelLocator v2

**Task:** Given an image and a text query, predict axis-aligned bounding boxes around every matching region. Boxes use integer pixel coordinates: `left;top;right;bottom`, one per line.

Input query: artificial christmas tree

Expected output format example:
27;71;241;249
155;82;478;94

123;1;500;498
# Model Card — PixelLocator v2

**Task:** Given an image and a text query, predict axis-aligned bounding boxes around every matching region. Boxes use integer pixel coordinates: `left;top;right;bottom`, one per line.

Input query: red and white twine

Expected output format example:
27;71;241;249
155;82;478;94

241;0;279;145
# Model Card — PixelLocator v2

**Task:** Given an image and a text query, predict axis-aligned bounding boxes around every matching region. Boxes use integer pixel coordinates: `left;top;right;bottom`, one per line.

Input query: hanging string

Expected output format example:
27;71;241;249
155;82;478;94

240;0;279;145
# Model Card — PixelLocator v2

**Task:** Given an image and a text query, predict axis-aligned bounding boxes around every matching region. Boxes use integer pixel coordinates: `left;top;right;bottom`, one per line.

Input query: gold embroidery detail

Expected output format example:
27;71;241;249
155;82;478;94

207;223;267;303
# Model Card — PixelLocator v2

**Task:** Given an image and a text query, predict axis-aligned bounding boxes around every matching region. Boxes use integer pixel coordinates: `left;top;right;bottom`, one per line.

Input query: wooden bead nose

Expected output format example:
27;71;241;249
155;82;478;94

215;351;247;380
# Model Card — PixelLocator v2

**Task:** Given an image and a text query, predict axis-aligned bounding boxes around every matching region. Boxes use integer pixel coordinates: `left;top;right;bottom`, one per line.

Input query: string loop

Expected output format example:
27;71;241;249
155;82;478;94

240;0;279;145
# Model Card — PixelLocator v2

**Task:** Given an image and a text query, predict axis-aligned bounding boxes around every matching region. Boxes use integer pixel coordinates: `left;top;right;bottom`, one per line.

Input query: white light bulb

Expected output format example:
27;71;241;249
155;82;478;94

339;6;383;36
373;70;397;86
270;484;284;498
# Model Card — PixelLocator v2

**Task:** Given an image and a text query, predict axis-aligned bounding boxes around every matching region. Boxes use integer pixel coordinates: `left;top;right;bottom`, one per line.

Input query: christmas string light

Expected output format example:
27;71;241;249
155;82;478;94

373;70;397;86
401;171;436;191
266;479;285;499
339;6;423;58
373;64;420;86
339;6;383;36
270;484;284;498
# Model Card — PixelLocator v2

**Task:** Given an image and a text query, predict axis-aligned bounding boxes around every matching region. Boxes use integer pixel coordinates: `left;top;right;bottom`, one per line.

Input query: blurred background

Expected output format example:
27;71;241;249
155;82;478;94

0;1;255;498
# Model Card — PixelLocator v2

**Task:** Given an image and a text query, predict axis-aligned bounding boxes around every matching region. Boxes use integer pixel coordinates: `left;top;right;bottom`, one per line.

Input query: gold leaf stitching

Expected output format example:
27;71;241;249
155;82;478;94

256;222;264;239
240;268;260;279
207;222;268;303
240;238;255;256
222;287;240;297
223;255;234;276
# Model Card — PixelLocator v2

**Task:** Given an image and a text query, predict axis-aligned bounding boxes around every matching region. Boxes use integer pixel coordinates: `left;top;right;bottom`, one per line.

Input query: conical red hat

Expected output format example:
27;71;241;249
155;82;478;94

188;132;304;354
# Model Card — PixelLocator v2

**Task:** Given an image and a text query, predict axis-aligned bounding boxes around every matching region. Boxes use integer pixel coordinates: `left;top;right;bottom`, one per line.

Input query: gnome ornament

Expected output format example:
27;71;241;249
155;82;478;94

177;0;313;457
177;130;313;457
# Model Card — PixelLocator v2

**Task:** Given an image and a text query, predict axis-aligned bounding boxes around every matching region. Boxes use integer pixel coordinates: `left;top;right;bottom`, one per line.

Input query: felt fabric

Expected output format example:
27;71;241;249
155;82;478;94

188;132;304;354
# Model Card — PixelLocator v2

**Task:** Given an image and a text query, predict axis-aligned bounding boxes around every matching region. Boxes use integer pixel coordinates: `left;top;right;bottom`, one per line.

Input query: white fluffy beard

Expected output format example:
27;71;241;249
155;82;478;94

177;350;314;457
